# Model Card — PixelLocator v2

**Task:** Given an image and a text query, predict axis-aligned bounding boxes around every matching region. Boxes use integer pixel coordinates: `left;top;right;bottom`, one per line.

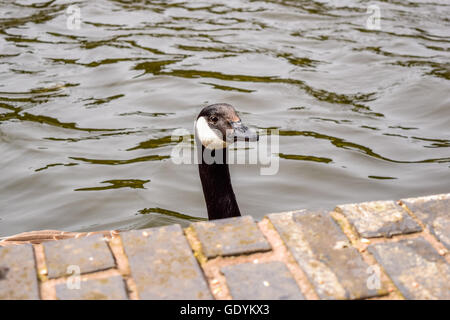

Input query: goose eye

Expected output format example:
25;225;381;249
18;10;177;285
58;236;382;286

210;116;218;123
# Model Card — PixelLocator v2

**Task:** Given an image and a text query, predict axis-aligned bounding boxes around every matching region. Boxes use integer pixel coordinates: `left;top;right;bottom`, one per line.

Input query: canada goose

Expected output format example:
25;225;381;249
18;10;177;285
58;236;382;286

0;103;258;245
195;103;258;220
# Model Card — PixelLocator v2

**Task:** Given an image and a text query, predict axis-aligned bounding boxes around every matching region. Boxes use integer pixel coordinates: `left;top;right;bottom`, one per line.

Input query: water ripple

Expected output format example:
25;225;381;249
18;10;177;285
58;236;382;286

0;0;449;236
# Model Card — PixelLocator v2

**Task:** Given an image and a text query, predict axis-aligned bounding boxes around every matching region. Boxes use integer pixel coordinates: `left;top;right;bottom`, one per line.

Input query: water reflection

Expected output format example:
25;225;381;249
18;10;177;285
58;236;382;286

75;179;150;191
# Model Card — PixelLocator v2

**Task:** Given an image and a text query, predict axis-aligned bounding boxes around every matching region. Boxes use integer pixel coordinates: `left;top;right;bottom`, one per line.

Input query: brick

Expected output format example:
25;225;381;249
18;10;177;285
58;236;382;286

121;224;212;299
221;262;304;300
0;244;40;299
55;275;128;300
336;200;421;238
368;237;450;299
401;194;450;249
191;216;271;259
43;234;115;279
268;210;385;299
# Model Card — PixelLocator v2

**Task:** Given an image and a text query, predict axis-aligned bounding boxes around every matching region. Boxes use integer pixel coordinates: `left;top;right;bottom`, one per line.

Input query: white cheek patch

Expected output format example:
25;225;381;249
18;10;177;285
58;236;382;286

195;116;227;150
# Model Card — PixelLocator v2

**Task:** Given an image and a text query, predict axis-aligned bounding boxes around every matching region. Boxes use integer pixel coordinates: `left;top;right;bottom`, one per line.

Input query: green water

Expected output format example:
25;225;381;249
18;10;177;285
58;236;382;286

0;0;449;236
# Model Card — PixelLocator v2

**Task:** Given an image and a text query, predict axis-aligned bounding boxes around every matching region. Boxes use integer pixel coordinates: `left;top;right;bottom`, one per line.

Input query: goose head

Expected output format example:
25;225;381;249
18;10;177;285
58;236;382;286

195;103;258;150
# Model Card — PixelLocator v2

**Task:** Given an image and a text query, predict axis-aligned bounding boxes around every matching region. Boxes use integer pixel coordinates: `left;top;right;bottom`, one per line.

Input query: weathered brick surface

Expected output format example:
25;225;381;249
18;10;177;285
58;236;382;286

191;216;271;259
221;262;304;300
369;237;450;299
268;210;384;299
55;275;128;300
402;194;450;249
1;193;448;300
43;234;115;279
0;244;40;300
337;200;421;238
121;224;212;300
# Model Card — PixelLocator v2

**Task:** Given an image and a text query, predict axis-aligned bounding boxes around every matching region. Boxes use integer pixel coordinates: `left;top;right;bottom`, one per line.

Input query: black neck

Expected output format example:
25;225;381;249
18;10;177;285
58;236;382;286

197;143;241;220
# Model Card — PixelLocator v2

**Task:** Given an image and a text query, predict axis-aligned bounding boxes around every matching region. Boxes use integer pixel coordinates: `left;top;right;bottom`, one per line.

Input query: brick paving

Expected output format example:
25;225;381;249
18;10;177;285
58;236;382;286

0;192;449;300
54;275;128;300
43;234;115;279
191;216;271;258
121;224;211;300
221;261;305;300
336;200;422;238
368;237;449;299
268;210;383;299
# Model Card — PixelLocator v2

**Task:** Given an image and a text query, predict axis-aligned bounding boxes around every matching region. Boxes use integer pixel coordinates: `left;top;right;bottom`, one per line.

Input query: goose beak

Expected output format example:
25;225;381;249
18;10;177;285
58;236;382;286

230;121;259;142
